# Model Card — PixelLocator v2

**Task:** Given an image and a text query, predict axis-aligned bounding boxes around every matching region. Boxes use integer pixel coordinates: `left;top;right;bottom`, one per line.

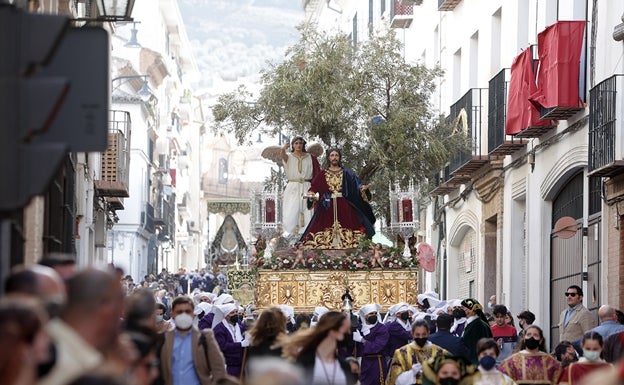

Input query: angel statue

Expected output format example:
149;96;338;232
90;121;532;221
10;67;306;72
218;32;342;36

262;136;323;242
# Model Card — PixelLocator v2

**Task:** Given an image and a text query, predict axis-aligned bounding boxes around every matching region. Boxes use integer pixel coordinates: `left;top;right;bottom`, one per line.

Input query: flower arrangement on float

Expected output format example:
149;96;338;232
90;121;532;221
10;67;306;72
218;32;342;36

250;239;419;271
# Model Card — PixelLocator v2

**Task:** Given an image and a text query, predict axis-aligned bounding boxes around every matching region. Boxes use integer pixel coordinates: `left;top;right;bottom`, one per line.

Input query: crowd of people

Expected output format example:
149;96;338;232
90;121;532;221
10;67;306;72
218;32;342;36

2;255;624;385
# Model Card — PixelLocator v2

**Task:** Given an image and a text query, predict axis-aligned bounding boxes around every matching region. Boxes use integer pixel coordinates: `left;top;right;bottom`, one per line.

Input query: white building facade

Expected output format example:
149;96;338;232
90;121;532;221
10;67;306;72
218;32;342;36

306;0;624;348
106;0;201;281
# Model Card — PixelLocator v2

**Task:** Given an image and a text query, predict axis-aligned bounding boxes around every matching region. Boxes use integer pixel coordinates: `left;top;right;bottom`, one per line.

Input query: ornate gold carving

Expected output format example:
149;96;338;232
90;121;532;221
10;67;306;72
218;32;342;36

207;199;251;215
325;170;343;193
303;222;366;249
255;269;418;313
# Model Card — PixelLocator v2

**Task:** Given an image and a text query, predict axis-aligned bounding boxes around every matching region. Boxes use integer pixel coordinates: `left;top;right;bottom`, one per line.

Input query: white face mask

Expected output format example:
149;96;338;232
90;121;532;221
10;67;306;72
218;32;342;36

583;350;601;361
174;313;194;330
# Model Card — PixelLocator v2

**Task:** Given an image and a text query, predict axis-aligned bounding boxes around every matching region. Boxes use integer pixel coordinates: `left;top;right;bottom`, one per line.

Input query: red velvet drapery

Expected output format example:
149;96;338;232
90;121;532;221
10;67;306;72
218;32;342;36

528;20;586;110
505;47;551;135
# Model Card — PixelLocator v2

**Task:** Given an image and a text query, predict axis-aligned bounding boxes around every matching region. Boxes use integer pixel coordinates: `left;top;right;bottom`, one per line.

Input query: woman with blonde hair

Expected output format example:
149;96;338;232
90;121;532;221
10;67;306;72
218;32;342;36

278;311;358;385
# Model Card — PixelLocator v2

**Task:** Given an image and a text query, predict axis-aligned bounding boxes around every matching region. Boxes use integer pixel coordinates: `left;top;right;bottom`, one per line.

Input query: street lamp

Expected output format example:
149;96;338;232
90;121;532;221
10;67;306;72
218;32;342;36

124;22;142;48
112;75;152;99
72;0;136;23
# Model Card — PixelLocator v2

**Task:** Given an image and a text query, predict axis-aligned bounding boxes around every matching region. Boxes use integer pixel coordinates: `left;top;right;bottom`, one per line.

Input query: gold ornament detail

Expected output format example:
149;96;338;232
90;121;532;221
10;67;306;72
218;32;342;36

254;269;418;313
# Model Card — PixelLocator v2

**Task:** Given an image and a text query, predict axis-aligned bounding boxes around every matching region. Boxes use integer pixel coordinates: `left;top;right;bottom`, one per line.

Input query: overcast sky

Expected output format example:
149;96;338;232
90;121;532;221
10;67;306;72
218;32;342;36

178;0;305;97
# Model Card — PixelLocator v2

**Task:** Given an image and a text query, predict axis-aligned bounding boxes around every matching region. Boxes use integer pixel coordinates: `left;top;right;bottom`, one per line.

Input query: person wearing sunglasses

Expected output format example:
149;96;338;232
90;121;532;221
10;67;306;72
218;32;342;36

558;285;596;345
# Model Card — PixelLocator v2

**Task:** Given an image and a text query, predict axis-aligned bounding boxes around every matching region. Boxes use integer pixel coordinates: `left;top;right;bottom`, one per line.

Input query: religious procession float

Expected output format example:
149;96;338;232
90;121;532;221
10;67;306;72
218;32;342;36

218;144;436;314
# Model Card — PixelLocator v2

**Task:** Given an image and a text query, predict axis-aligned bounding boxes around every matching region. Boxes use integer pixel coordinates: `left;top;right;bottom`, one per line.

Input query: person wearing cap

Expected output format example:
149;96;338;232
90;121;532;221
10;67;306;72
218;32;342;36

353;304;390;385
387;319;449;385
460;298;493;365
213;303;250;379
280;135;321;240
384;303;414;363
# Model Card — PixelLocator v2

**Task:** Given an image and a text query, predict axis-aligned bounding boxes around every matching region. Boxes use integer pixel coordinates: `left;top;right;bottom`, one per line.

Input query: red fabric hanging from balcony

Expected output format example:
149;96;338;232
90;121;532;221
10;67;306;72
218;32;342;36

505;47;551;135
265;199;275;223
528;20;586;110
169;169;176;187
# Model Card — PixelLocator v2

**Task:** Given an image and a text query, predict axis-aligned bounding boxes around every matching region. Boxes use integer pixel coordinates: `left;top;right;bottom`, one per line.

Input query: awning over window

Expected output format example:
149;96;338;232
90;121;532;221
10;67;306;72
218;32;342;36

505;47;551;135
529;20;586;110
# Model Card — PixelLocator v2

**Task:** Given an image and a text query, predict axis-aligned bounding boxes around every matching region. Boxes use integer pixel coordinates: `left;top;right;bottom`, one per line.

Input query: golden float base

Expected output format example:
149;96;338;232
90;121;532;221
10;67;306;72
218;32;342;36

252;269;419;313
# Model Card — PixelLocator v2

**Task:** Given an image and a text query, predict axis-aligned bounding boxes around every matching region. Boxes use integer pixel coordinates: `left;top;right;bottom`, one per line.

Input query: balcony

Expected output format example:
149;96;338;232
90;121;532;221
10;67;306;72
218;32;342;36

95;110;131;197
438;0;462;11
533;21;586;121
154;194;171;227
430;164;459;196
448;88;489;181
487;69;526;156
141;202;155;234
390;0;413;29
588;75;624;178
106;197;124;211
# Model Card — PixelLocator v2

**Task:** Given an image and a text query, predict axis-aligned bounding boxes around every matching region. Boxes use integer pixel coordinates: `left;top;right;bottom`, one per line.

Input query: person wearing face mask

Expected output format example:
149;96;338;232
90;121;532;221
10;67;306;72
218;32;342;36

384;303;415;366
498;325;561;385
472;338;517;385
155;303;174;334
451;307;468;337
213;303;250;380
352;304;390;385
556;331;610;385
516;311;535;340
159;296;236;385
387;319;449;385
421;354;477;385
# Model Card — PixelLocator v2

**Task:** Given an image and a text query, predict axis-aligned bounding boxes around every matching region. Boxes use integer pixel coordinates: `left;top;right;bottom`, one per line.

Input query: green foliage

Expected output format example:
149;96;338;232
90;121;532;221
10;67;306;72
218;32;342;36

212;24;469;221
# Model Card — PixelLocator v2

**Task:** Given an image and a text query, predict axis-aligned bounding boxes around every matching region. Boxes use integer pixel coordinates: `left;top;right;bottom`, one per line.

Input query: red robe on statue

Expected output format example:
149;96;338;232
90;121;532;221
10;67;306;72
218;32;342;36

299;167;375;249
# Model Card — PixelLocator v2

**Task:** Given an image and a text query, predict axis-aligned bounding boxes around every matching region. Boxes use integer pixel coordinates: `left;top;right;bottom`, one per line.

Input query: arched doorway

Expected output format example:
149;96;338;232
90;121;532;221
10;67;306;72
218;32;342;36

549;171;584;348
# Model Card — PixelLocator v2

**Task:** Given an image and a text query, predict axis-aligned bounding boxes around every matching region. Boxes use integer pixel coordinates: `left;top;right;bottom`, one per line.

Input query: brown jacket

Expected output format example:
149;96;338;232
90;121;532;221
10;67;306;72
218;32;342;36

559;304;596;343
160;327;237;385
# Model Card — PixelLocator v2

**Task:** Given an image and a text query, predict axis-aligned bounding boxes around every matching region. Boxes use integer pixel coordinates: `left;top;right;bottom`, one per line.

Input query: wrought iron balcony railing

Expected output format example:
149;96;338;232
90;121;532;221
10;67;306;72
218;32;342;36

438;0;462;11
588;74;624;177
390;0;413;28
487;68;525;155
448;88;489;180
95;110;131;198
